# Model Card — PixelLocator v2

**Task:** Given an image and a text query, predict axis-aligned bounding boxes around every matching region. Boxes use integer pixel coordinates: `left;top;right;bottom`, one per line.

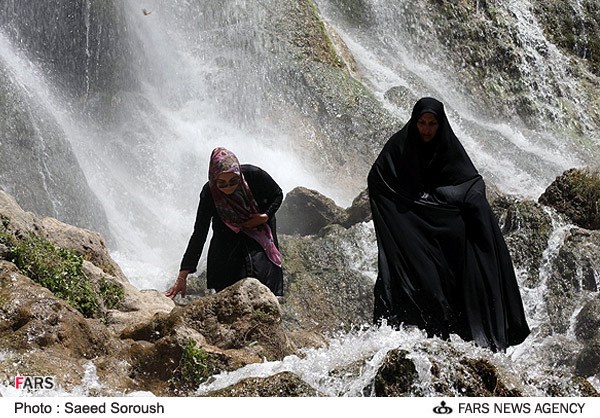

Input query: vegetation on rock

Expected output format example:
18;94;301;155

0;219;123;318
173;339;215;391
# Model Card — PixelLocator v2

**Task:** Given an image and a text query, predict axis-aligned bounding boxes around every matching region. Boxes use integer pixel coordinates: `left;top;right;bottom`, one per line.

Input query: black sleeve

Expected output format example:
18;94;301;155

243;165;283;220
179;183;213;273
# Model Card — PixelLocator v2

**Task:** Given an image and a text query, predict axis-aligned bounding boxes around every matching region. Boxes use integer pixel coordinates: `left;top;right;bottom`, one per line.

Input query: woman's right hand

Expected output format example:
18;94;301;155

165;272;188;299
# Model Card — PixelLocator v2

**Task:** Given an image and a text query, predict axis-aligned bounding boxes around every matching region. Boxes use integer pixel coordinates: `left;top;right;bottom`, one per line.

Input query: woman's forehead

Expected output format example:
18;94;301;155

217;172;239;179
418;112;438;121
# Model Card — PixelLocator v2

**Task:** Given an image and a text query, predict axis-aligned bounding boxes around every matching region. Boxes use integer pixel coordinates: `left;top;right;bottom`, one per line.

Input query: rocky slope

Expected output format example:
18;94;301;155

1;167;599;396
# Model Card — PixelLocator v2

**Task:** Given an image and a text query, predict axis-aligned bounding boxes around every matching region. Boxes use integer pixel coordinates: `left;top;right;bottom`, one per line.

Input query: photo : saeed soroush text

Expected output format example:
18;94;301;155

14;401;165;415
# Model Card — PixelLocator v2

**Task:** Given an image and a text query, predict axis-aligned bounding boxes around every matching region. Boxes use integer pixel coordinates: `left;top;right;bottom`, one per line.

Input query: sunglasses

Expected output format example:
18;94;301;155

216;177;241;189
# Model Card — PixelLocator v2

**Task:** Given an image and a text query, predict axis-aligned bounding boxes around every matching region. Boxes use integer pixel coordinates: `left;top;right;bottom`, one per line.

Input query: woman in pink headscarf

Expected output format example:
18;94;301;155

166;147;283;298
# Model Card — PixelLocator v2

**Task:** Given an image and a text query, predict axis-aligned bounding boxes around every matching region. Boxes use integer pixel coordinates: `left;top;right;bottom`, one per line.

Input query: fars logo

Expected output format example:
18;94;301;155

14;376;55;390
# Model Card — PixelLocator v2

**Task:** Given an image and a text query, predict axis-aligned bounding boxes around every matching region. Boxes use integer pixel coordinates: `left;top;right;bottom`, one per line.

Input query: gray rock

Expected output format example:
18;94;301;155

492;197;553;288
575;295;600;342
384;86;418;110
546;228;600;333
0;70;111;239
343;188;372;227
539;168;600;230
278;187;348;235
279;222;375;339
575;338;600;377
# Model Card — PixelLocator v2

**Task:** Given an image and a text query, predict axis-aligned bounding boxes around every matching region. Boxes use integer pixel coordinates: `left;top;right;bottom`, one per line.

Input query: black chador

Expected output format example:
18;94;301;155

368;97;530;351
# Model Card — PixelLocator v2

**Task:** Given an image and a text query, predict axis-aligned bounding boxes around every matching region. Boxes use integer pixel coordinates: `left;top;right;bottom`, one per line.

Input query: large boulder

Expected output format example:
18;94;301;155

539;168;600;230
120;278;294;394
123;278;291;359
343;188;372;227
278;187;348;235
279;222;375;343
0;191;120;279
278;186;373;236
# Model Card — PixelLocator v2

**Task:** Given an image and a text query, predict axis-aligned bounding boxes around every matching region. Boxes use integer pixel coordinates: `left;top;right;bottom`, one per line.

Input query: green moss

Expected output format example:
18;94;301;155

175;339;215;390
252;307;275;322
1;220;124;317
572;168;600;207
99;277;125;310
5;235;100;317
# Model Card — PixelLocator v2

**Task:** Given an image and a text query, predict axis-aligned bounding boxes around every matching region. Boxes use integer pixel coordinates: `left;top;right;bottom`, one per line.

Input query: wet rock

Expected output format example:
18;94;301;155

0;76;112;239
457;358;521;397
539;168;600;230
250;0;399;194
532;0;600;76
373;349;418;396
0;1;134;98
205;371;322;397
575;295;600;342
546;228;600;333
176;279;290;356
384;86;418;110
117;278;295;394
492;197;553;287
278;187;348;235
280;222;375;339
343;188;372;227
575;338;600;377
323;0;376;28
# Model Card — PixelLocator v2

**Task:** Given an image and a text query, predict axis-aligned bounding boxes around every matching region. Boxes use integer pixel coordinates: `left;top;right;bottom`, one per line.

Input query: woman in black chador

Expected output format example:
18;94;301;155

368;97;530;351
166;147;283;299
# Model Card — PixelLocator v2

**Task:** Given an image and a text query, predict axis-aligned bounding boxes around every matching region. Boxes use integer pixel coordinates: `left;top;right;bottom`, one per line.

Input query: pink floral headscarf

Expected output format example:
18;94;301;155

208;147;281;267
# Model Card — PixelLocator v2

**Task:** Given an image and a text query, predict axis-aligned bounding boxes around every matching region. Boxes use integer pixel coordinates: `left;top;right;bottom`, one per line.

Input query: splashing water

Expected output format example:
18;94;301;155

196;325;428;396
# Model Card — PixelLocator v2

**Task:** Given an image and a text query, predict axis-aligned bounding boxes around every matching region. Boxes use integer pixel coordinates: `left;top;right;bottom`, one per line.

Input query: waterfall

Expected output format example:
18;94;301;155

1;0;599;397
2;0;598;289
314;0;598;197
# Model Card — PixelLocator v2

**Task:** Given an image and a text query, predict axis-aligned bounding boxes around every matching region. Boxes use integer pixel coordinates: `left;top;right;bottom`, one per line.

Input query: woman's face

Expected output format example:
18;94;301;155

216;172;241;195
416;112;439;142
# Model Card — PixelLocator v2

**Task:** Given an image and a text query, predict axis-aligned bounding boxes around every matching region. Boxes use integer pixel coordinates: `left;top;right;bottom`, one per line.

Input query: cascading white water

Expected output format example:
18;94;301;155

3;0;597;289
314;0;598;197
1;0;599;397
79;0;353;289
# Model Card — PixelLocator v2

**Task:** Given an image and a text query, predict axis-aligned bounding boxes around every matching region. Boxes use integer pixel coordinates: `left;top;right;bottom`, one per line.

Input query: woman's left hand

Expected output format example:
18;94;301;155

241;213;268;229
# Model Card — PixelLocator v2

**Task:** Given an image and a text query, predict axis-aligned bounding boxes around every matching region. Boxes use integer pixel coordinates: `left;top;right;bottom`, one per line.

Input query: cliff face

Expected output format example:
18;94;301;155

2;0;599;238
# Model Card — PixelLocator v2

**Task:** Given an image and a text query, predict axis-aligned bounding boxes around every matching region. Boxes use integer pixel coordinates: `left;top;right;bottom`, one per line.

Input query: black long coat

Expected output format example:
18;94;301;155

180;164;283;295
368;98;530;351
